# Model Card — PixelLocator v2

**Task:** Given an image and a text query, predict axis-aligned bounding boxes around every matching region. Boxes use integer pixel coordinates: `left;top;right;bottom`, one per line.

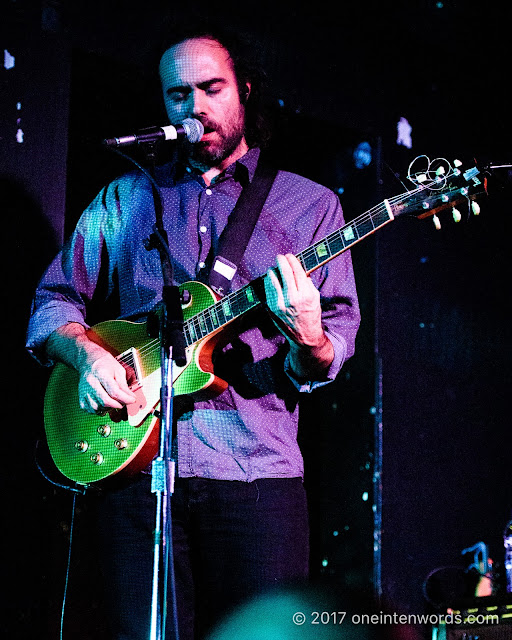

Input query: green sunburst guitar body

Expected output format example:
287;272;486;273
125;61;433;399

44;281;227;485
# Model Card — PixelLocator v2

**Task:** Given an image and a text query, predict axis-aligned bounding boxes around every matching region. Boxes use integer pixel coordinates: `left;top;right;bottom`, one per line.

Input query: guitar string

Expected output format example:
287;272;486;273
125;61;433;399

299;185;425;258
118;284;258;365
298;179;447;266
299;200;394;264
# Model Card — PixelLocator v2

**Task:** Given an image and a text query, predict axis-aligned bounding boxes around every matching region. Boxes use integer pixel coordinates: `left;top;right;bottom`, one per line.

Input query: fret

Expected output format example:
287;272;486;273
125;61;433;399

204;310;214;334
301;248;320;271
355;216;374;238
327;230;345;256
192;316;203;340
215;302;227;325
229;293;241;317
183;322;193;346
372;207;393;228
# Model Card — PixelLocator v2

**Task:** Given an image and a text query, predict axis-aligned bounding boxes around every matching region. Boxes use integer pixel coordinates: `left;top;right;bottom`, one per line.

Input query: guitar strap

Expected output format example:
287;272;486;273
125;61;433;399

202;156;278;297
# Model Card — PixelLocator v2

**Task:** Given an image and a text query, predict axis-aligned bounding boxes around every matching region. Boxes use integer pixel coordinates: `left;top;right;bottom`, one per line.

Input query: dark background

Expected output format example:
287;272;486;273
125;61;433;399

2;1;510;638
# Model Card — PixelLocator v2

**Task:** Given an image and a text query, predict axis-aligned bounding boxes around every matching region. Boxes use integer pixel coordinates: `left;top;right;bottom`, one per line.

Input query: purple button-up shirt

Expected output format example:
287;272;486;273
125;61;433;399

27;148;360;481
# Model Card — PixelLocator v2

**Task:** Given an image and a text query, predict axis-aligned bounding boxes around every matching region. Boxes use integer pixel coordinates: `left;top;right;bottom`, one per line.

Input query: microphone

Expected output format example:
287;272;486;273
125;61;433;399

103;118;204;147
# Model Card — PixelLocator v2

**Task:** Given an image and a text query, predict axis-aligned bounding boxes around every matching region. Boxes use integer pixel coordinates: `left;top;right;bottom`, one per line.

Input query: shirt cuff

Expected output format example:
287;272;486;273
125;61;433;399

26;303;89;366
283;329;348;393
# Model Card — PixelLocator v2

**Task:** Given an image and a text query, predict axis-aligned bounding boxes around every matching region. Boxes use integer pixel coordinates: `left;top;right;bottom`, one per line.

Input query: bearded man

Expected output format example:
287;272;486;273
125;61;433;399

27;23;360;640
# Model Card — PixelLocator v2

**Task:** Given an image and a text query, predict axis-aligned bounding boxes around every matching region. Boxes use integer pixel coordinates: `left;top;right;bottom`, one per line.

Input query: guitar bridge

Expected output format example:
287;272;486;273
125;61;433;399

116;347;143;391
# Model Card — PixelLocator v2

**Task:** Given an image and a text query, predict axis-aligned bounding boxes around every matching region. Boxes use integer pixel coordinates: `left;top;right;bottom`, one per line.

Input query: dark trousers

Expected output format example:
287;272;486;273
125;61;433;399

96;475;310;640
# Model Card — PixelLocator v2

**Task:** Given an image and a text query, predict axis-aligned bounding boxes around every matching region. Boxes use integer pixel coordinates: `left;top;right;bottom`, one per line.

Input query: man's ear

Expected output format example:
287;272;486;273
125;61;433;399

242;82;251;104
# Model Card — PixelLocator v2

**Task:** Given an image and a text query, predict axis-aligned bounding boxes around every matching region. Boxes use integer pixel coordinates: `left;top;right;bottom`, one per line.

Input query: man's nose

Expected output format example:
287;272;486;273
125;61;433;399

190;89;207;117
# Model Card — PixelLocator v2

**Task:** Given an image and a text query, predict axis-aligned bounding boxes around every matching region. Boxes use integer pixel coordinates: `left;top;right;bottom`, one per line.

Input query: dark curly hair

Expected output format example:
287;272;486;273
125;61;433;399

156;18;272;148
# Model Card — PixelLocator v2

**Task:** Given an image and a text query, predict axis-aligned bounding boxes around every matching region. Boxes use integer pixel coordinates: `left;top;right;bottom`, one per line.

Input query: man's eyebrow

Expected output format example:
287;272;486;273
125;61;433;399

166;78;227;95
197;78;227;89
166;84;190;95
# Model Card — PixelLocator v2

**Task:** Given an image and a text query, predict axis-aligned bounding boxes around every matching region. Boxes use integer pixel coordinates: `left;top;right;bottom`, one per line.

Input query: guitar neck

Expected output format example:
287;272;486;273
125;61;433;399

182;198;396;348
297;199;394;275
183;281;261;347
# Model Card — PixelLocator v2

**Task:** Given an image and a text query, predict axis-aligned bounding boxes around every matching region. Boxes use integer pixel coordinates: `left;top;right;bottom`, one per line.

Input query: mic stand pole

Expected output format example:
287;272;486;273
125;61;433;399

141;141;186;640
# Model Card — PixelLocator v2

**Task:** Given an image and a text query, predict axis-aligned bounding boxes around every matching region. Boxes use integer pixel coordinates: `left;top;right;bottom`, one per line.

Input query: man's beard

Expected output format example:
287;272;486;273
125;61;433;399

189;106;246;167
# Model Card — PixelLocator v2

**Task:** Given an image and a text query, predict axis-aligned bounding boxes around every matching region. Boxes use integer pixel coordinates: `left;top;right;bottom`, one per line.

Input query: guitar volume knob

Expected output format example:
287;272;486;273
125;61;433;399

90;452;104;465
97;424;111;437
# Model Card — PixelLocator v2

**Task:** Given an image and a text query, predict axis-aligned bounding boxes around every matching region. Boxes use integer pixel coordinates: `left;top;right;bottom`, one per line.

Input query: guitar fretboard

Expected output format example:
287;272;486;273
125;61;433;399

181;199;395;347
297;202;393;274
183;284;260;347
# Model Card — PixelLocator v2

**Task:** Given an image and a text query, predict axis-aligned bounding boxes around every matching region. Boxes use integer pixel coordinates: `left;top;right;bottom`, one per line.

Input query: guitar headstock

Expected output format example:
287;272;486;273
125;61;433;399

390;155;487;229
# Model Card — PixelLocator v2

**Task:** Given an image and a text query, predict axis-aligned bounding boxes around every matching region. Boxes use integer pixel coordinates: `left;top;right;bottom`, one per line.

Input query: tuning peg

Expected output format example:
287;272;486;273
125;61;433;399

471;201;480;215
433;215;441;230
452;207;462;223
454;159;462;167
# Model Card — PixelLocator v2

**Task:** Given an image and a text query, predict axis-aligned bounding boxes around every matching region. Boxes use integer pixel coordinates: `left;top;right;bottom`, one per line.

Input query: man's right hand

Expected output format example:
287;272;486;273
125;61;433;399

46;322;137;415
77;353;137;414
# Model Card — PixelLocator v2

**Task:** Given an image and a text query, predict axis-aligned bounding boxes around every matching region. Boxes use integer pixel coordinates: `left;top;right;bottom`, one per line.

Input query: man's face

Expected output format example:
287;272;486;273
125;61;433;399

159;37;249;167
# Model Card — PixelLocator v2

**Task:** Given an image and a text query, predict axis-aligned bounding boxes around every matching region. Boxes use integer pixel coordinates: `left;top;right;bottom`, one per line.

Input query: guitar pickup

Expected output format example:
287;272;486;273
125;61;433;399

117;347;143;391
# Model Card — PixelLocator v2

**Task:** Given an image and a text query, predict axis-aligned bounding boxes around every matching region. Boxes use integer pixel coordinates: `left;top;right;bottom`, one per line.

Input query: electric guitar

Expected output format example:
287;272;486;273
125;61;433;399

44;157;487;484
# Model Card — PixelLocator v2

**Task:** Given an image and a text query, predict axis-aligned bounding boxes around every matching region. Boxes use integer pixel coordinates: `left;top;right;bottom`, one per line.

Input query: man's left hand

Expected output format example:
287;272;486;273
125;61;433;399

264;253;324;347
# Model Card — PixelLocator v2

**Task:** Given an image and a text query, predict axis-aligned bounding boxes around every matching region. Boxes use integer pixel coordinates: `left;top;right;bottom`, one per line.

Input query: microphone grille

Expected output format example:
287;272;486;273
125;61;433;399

182;118;204;143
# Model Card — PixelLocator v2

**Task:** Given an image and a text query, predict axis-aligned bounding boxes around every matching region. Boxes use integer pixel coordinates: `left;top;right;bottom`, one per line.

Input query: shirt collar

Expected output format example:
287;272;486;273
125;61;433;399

221;147;260;186
162;147;261;188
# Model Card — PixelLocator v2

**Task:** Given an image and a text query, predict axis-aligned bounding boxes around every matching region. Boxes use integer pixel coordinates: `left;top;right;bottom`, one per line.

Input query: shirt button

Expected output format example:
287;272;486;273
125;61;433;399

198;261;206;269
199;225;207;234
205;188;213;195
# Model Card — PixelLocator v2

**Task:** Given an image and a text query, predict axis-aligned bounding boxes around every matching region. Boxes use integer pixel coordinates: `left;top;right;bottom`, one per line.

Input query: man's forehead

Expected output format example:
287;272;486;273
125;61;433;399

159;37;234;84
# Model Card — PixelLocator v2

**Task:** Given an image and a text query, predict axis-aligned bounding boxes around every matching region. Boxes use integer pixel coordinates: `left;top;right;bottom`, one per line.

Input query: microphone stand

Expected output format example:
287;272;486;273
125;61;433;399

141;140;186;640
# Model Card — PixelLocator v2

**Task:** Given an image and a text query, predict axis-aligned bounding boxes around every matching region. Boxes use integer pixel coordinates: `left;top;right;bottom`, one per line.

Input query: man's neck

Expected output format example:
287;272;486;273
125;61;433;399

190;139;250;186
